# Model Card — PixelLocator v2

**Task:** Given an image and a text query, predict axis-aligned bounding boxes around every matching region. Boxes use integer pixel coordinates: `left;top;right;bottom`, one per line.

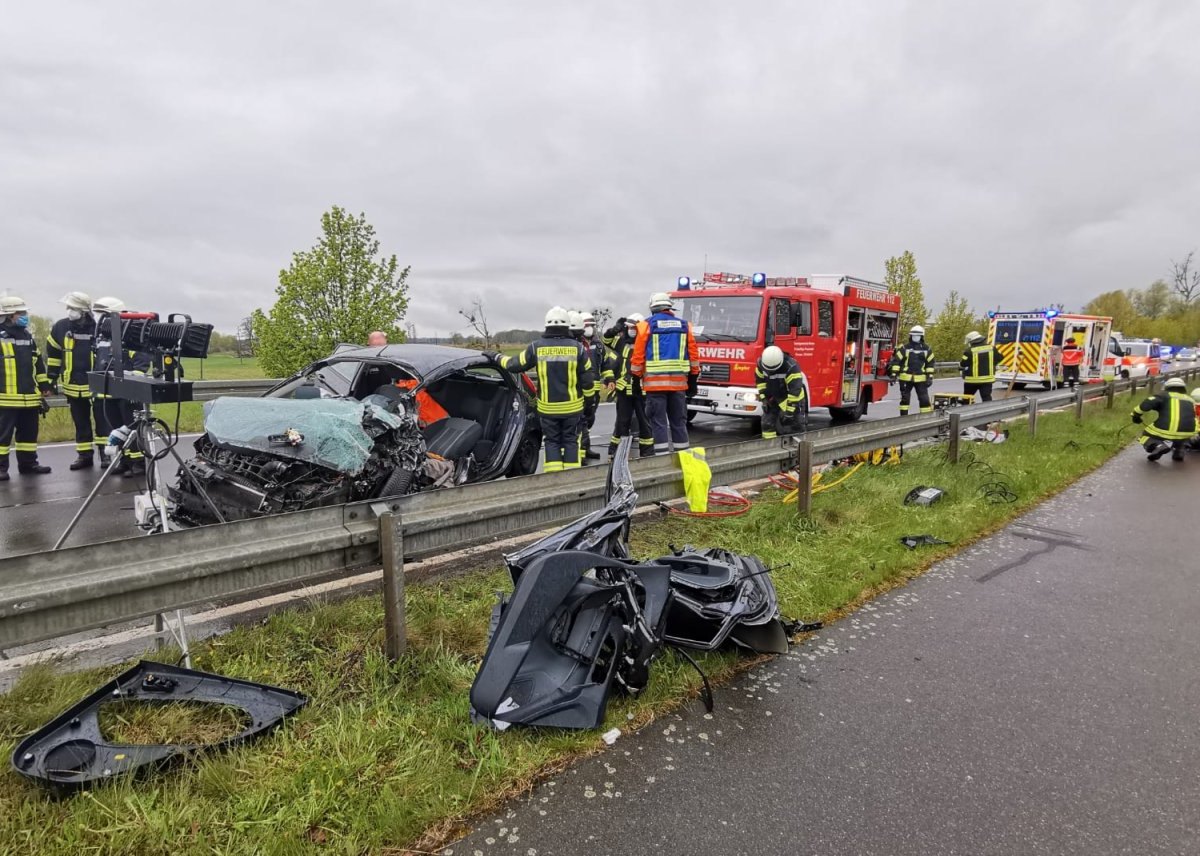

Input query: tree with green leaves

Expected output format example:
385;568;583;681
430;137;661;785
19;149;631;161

927;290;977;363
1133;280;1171;320
252;207;410;377
1082;290;1139;332
884;250;928;333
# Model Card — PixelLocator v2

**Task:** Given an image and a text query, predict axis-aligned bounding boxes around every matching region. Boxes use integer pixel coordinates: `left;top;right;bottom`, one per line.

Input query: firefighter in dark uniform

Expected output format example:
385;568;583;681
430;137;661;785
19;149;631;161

755;345;807;439
1131;377;1196;462
0;295;53;479
602;313;654;458
888;325;934;415
46;291;103;469
960;330;1002;402
570;310;604;462
91;296;151;477
492;306;591;472
1060;336;1084;389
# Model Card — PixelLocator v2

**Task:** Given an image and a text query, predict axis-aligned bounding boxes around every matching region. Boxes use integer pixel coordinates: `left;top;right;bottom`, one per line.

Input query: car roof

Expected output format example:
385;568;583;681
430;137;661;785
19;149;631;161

332;343;485;376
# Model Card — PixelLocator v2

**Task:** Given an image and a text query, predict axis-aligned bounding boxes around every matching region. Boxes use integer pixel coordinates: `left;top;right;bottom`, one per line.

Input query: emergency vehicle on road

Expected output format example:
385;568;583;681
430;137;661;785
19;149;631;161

987;311;1114;388
671;272;901;423
1111;337;1163;379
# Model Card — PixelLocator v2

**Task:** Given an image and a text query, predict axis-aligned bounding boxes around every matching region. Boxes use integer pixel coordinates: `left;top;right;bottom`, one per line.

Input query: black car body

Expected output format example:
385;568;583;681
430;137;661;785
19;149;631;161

168;345;542;526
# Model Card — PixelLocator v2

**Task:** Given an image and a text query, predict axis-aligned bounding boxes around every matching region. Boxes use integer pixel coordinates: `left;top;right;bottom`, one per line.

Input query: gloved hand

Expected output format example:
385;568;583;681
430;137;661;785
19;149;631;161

481;351;501;363
687;374;699;397
1131;413;1142;424
109;425;132;446
617;317;627;326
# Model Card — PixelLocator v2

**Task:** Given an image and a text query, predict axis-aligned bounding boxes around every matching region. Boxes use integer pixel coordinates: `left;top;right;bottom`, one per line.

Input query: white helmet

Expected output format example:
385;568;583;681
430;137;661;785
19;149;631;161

965;330;983;344
649;292;674;311
567;310;585;333
1191;388;1200;403
60;291;93;312
92;296;126;314
910;325;925;337
761;345;785;370
544;305;570;328
0;295;29;314
1163;377;1186;391
625;312;644;326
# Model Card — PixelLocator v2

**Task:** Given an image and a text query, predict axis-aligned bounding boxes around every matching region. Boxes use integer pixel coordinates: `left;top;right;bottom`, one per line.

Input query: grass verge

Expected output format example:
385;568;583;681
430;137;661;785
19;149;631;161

0;402;1136;855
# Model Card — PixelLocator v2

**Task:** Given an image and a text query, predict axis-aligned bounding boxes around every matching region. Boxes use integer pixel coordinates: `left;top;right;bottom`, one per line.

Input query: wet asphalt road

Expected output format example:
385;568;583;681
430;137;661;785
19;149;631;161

451;445;1200;856
0;378;999;558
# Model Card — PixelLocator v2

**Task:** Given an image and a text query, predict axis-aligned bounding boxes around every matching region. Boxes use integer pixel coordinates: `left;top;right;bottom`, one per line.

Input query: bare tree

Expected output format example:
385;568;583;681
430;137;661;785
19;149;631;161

458;298;493;348
591;305;614;334
404;320;417;342
235;316;257;360
1170;251;1200;306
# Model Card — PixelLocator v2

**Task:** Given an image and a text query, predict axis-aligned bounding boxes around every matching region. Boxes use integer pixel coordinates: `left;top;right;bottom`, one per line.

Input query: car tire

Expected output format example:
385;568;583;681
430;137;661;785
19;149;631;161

1120;370;1130;380
378;466;415;498
506;430;542;477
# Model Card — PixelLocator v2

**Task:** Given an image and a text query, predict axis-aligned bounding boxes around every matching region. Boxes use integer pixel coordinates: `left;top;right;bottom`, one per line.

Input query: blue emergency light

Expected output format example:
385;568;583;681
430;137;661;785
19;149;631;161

987;311;996;319
752;272;767;287
677;276;691;290
1046;308;1059;318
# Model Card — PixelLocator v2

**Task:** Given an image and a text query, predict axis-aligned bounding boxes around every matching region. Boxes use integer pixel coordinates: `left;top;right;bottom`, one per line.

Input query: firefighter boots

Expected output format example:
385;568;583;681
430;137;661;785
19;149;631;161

122;459;147;479
69;453;95;470
19;464;51;475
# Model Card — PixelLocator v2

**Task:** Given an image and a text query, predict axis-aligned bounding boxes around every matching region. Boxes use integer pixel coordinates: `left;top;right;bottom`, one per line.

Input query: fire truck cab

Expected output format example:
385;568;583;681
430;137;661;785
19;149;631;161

988;311;1114;388
671;272;900;424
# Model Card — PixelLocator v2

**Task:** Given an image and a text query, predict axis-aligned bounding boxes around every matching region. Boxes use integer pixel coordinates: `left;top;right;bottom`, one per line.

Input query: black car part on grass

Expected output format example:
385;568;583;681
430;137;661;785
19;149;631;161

472;438;794;731
470;550;674;731
899;534;951;549
11;661;307;791
903;485;945;506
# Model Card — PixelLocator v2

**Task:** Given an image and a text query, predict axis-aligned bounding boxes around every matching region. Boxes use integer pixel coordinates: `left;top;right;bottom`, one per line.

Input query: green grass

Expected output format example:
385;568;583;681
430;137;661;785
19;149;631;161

0;402;1137;855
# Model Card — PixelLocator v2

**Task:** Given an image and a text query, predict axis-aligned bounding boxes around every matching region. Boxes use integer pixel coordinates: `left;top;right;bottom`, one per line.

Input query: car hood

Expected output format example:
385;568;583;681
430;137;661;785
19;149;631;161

203;396;404;475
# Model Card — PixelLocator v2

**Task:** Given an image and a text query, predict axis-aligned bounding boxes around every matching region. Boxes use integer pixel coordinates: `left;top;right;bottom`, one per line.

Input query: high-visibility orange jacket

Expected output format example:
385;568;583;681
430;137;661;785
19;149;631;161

1060;345;1084;367
630;311;699;393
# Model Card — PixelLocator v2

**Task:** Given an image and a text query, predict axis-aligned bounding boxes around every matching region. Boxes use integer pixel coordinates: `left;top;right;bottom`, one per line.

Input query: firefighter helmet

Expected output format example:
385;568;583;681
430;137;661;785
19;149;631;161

626;312;644;326
649;292;674;311
761;345;785;370
965;330;983;344
0;295;29;314
910;325;925;337
60;291;93;312
1163;377;1186;391
92;296;126;314
567;310;584;333
544;306;570;328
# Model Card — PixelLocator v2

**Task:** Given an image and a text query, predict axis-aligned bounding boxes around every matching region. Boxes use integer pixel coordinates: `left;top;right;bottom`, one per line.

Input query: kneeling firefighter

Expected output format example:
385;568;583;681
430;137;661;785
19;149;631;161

492;307;591;472
1131;377;1196;462
888;325;934;415
755;345;807;439
602;313;654;457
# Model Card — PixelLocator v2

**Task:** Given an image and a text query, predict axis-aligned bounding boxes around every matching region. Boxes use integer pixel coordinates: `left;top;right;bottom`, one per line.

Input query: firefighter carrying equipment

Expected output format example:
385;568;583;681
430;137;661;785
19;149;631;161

961;341;1002;384
631;310;700;394
46;313;98;398
1132;385;1197;441
678;447;711;512
499;332;592;416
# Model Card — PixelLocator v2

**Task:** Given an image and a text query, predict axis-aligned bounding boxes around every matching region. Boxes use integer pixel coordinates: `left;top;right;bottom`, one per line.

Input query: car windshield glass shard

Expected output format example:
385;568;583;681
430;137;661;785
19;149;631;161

203;397;403;475
11;661;306;791
672;296;762;342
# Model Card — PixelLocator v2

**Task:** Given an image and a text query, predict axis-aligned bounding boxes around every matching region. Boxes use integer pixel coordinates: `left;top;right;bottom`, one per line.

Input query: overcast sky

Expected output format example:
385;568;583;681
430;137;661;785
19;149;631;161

3;1;1198;336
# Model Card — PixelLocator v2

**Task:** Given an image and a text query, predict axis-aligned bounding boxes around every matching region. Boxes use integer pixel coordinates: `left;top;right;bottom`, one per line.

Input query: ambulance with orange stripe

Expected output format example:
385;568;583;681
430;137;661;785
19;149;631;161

987;310;1114;388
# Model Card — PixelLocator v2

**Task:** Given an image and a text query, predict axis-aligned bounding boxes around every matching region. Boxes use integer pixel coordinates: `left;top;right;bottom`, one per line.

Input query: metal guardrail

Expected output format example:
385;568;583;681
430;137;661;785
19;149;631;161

4;366;1197;652
45;378;276;408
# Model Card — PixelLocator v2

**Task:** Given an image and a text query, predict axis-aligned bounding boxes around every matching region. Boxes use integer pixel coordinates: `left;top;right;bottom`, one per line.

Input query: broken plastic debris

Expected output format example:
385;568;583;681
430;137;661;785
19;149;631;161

602;728;621;745
899;534;951;550
903;485;945;506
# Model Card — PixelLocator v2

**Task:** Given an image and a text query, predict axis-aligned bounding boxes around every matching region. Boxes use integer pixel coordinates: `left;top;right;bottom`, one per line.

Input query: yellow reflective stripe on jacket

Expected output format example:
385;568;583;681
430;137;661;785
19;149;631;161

1;340;14;397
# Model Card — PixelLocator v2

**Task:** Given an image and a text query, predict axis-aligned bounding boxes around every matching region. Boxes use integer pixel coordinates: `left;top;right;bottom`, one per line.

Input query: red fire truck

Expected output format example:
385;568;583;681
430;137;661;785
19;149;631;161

671;272;901;423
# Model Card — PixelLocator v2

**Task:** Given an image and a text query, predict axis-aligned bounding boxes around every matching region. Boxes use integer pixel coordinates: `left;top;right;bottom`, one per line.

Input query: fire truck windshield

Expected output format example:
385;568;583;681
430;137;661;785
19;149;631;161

672;295;762;342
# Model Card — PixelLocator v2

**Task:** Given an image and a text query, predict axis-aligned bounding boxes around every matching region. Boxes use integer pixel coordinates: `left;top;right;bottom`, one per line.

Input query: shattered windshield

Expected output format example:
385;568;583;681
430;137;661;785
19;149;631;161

673;296;763;342
203;397;404;475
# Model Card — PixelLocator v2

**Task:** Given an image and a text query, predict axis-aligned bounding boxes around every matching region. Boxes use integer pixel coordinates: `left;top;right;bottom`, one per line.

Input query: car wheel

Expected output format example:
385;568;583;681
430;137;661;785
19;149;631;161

506;430;542;477
1120;370;1130;380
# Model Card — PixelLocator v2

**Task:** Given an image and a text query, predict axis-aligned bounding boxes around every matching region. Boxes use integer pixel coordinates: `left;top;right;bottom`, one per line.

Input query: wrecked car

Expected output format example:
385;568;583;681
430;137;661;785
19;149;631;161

168;345;543;526
470;439;793;731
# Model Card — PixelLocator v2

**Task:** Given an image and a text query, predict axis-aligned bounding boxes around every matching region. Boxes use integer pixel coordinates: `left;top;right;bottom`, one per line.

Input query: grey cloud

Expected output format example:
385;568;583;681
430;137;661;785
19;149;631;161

2;1;1198;336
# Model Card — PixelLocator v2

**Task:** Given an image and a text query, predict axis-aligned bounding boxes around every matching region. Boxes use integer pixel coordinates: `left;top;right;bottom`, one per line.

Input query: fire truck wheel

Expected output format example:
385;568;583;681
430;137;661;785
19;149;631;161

829;394;866;424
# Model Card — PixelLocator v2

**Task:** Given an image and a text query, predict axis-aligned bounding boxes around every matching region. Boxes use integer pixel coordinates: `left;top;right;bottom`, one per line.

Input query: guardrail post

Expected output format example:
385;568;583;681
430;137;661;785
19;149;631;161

1105;383;1115;409
380;512;407;661
796;440;814;517
947;412;961;463
1074;387;1085;421
1027;398;1038;436
1130;377;1138;400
